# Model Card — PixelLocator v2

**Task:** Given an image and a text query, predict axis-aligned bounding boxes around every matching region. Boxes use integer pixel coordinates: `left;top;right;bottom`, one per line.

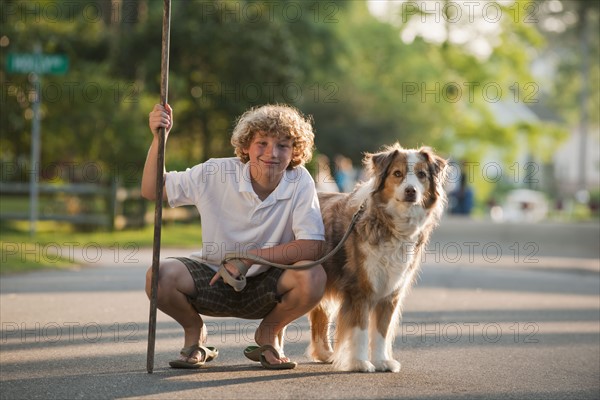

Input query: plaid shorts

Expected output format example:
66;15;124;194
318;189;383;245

170;257;284;320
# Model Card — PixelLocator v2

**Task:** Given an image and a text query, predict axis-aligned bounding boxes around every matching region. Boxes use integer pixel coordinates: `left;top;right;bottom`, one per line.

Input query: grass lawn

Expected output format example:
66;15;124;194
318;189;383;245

0;221;202;274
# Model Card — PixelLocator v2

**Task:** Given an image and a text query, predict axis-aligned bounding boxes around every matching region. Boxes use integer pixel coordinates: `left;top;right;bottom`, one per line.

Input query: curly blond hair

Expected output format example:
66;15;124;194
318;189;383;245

231;104;315;169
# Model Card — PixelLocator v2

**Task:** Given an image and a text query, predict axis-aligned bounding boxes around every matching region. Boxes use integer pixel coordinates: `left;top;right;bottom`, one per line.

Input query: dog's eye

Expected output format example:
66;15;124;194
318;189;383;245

393;171;403;178
417;171;427;179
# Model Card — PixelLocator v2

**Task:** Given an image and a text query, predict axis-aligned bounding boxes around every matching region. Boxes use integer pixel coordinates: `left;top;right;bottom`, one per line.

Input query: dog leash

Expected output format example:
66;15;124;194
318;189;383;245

217;200;367;292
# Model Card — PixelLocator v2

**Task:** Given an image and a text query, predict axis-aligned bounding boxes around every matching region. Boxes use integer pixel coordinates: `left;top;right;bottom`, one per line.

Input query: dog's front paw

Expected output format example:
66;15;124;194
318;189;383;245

337;359;376;372
354;360;377;373
373;359;401;373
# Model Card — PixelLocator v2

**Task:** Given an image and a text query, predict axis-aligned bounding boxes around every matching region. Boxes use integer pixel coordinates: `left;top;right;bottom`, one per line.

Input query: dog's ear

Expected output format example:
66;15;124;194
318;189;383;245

419;147;448;208
365;148;400;193
418;147;448;184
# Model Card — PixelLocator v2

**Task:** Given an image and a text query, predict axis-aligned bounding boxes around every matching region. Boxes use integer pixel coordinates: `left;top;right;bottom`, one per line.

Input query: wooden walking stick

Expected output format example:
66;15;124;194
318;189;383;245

147;0;171;374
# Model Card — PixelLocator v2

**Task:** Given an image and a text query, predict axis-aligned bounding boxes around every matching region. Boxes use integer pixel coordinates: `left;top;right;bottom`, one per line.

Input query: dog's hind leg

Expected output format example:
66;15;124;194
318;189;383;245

307;303;334;363
370;293;401;372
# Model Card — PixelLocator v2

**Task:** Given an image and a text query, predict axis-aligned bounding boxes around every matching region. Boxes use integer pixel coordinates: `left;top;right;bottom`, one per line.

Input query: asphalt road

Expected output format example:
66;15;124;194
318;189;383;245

1;218;599;399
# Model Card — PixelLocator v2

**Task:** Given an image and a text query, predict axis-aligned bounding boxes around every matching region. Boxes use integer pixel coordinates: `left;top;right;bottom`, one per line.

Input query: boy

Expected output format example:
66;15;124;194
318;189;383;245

143;103;326;369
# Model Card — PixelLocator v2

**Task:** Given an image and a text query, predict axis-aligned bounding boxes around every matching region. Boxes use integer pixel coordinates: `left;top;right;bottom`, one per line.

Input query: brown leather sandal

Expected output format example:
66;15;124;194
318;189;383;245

168;344;219;369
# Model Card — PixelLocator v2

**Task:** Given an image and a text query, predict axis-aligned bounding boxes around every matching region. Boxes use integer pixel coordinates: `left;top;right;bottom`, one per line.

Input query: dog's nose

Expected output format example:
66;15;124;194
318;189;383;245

404;186;417;202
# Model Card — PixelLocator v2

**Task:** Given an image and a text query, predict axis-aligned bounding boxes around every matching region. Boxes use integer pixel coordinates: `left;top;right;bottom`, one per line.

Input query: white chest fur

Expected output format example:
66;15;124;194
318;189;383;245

360;238;417;300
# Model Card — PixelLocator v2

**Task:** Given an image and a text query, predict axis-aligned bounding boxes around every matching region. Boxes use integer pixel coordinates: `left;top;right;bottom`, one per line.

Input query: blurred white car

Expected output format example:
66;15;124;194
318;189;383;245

491;189;549;223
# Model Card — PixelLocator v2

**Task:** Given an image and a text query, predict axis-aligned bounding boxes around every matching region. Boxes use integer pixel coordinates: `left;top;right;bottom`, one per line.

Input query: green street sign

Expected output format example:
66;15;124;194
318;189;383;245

6;53;69;75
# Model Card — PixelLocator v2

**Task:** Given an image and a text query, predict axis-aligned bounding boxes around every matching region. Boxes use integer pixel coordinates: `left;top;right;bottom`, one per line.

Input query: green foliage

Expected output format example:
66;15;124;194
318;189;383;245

1;0;589;207
1;0;150;184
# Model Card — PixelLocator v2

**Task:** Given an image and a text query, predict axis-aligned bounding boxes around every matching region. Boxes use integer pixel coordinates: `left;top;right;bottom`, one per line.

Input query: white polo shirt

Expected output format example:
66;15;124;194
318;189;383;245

165;157;325;277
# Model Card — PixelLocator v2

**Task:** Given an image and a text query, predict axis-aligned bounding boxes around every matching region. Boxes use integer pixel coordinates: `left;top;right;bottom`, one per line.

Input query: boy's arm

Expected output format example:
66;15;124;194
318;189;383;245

141;104;172;201
209;239;326;286
247;239;327;265
141;137;167;201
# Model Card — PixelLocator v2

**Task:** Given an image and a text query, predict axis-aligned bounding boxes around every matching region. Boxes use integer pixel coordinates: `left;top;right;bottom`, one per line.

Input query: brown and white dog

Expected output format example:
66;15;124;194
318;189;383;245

308;143;448;372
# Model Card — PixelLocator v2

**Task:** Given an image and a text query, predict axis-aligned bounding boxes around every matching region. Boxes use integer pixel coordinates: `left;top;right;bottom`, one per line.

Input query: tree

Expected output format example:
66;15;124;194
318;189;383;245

0;0;150;184
1;0;575;210
340;0;569;204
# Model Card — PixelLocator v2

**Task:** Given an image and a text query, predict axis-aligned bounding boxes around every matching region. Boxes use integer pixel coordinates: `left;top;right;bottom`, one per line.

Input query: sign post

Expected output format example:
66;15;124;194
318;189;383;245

29;45;42;237
5;46;69;236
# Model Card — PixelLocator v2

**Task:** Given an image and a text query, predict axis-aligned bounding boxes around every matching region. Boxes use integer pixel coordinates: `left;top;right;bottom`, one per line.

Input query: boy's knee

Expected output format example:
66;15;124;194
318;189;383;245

145;263;167;298
312;265;327;297
311;265;327;291
294;263;326;302
146;260;194;299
